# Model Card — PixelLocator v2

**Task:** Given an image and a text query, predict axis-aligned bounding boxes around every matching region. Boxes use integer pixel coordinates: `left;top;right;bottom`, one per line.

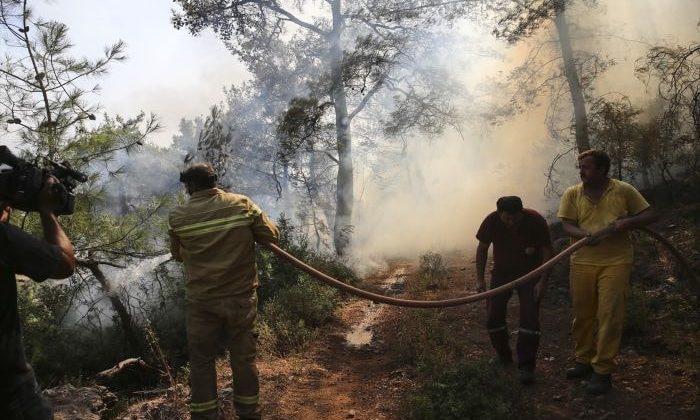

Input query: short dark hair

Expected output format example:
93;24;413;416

179;163;217;188
496;196;523;214
578;149;610;176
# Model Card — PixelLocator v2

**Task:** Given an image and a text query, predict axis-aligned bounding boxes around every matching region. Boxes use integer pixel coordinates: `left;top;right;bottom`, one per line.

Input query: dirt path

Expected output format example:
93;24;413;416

257;264;416;419
254;252;698;419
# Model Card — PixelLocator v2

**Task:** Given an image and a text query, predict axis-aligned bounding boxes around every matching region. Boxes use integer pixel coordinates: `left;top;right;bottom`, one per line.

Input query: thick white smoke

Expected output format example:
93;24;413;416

348;0;699;270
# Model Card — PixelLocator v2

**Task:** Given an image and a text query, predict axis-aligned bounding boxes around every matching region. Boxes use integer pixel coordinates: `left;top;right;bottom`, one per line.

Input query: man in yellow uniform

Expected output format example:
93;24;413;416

169;163;279;419
558;150;657;395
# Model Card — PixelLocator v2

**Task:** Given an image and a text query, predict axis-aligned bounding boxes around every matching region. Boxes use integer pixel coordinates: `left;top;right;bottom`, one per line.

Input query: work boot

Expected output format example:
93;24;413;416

488;355;513;367
519;368;535;385
190;409;220;420
586;372;612;395
565;362;593;379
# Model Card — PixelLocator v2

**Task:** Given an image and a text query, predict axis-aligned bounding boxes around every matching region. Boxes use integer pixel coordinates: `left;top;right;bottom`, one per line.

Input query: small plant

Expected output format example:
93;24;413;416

403;361;530;420
409;251;449;292
260;275;338;353
143;318;175;388
255;318;279;357
396;308;461;373
260;299;316;352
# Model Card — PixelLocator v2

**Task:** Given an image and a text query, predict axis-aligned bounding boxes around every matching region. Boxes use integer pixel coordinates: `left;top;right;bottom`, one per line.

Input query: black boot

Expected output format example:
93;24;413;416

565;362;593;379
586;372;612;395
519;367;535;385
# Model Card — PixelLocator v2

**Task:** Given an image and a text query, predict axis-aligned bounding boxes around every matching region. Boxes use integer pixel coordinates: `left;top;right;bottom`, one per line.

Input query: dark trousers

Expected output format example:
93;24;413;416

486;274;541;369
0;377;53;420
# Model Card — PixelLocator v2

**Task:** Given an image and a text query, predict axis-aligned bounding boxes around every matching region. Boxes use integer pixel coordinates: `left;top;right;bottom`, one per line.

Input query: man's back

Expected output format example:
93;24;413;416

168;188;278;300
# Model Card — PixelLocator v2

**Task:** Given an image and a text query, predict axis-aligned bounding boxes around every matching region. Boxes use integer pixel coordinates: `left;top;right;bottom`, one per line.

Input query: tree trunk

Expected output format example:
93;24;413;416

617;159;623;181
118;181;129;216
659;162;674;203
554;1;591;153
641;168;652;190
83;262;143;354
330;0;353;256
307;149;323;252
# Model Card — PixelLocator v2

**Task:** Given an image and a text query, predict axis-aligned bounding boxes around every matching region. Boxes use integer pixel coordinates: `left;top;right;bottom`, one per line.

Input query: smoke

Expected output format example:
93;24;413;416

350;111;560;272
103;254;173;295
571;0;700;104
347;0;699;269
73;0;698;273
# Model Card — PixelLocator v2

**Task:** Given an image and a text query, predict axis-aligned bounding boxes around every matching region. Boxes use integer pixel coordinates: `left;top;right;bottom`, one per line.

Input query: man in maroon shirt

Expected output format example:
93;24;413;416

475;196;553;384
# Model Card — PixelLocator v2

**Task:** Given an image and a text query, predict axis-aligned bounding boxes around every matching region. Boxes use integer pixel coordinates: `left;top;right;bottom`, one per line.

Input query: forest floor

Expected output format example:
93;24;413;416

247;250;698;420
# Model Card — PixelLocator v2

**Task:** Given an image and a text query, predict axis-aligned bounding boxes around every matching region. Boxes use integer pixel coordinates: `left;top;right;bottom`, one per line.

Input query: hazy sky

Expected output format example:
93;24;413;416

28;0;699;149
33;0;248;146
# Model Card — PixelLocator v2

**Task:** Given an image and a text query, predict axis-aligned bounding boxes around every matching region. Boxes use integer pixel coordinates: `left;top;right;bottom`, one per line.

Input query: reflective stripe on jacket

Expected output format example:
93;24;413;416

168;188;279;300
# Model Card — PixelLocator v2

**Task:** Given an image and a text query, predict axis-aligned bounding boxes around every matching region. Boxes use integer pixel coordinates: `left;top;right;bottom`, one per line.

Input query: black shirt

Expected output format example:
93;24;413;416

0;222;61;392
476;209;552;278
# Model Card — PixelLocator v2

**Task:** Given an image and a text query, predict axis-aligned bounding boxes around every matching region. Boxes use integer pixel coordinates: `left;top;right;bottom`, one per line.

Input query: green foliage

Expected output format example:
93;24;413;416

277;96;333;164
403;361;529;420
17;281;126;384
257;215;357;304
261;274;338;353
259;299;316;354
396;309;462;373
256;215;356;354
0;0;127;157
254;318;279;357
411;251;449;292
278;276;337;326
139;264;189;369
18;260;190;385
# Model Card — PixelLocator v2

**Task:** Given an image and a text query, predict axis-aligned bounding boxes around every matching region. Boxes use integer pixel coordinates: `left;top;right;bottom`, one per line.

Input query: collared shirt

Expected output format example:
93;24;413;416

557;178;650;266
0;222;61;393
476;208;552;278
168;188;279;301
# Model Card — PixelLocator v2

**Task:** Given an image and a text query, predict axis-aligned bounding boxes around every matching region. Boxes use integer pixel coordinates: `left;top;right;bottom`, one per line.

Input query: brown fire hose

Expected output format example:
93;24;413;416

261;225;698;308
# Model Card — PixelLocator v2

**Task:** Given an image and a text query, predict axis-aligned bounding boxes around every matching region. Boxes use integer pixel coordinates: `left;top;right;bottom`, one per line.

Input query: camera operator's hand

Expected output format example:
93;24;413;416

37;175;75;278
38;175;65;214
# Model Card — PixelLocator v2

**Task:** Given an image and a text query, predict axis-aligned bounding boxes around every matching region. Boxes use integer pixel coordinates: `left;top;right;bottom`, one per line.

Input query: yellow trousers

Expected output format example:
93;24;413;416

570;263;631;375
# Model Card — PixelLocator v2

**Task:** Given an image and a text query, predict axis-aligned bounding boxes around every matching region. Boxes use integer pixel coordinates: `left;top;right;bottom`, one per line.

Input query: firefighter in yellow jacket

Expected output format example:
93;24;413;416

169;163;279;420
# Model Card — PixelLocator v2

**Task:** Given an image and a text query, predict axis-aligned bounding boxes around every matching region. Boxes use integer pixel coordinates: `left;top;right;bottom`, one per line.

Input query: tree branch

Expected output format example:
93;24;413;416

242;0;328;36
349;77;384;121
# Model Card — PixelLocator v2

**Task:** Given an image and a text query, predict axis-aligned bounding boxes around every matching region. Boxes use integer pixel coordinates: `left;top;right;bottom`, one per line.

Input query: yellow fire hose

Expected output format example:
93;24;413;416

262;226;698;308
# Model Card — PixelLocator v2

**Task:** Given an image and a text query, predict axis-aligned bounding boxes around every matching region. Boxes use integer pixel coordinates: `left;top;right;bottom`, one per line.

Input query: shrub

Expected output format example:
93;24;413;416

255;318;279;357
256;215;355;354
410;251;448;292
260;275;338;353
403;361;530;420
18;281;127;384
259;299;315;353
17;261;189;386
257;215;358;305
396;308;462;373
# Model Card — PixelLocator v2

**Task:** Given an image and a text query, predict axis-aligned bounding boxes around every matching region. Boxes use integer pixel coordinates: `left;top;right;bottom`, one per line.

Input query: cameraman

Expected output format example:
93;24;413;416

0;176;75;419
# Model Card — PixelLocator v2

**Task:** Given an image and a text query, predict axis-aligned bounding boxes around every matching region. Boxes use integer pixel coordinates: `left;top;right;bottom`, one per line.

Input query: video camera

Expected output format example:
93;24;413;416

0;145;87;215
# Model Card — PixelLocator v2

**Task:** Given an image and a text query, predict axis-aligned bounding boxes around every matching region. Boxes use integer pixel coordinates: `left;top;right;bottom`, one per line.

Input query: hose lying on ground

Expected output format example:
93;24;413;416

261;225;698;308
